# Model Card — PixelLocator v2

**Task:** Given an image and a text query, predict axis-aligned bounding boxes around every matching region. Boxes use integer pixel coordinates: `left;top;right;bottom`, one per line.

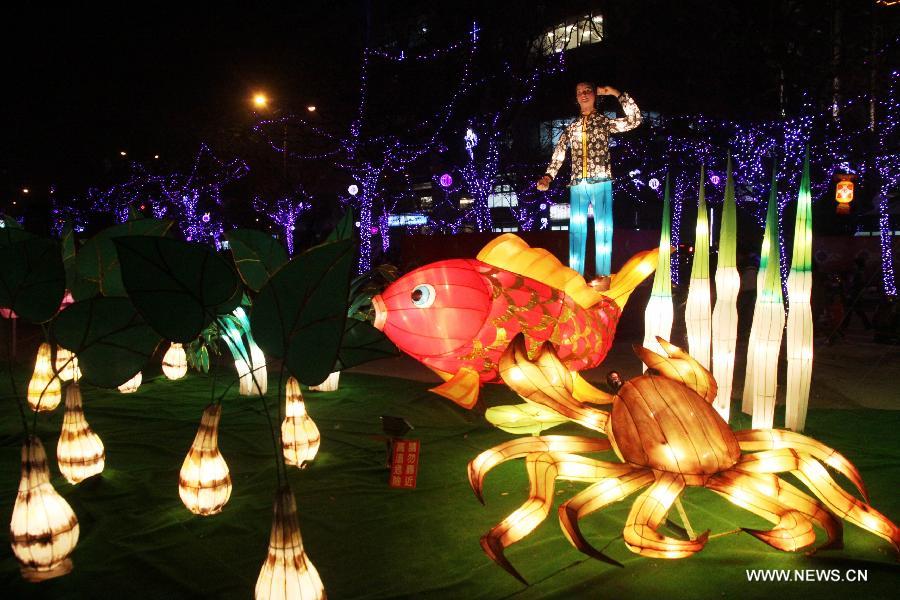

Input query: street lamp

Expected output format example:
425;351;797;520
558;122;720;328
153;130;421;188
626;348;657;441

119;151;127;157
253;92;269;109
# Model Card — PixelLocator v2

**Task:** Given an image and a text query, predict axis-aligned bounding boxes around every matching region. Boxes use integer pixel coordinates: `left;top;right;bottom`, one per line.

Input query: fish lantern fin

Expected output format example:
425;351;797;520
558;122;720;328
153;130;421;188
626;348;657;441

603;248;659;309
429;367;481;409
572;372;614;404
477;234;603;309
485;403;570;435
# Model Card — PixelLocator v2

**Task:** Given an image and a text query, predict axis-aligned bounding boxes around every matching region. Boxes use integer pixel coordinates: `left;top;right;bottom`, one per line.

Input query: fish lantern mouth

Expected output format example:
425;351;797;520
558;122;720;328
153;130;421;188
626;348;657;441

372;294;387;330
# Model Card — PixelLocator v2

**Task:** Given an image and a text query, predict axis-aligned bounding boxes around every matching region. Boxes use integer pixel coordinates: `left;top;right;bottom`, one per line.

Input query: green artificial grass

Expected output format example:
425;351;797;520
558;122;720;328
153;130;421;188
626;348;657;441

0;366;898;599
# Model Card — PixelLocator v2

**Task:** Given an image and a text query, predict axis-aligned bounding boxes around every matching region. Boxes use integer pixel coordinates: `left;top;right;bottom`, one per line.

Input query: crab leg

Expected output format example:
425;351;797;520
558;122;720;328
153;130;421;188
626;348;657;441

499;335;609;433
770;475;844;551
623;472;710;558
468;436;611;503
708;470;817;551
559;467;655;564
735;429;868;502
479;451;559;583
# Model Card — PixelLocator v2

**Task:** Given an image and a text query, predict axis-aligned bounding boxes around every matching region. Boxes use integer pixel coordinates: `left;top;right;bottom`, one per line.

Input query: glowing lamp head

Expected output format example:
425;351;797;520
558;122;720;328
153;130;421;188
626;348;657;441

649;178;660;190
252;93;269;109
374;259;493;358
348;184;359;196
439;173;453;188
835;178;854;215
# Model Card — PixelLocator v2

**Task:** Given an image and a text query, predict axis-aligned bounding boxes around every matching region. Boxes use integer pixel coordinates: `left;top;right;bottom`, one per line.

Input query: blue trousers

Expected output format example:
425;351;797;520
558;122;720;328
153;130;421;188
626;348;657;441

569;180;613;276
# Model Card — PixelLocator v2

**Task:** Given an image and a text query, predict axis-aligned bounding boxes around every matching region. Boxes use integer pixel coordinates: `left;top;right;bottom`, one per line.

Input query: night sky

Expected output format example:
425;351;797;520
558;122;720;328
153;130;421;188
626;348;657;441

2;1;895;201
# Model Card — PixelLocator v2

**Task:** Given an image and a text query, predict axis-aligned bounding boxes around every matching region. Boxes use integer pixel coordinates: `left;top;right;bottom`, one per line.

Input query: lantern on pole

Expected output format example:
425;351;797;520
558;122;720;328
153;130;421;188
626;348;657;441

835;175;854;215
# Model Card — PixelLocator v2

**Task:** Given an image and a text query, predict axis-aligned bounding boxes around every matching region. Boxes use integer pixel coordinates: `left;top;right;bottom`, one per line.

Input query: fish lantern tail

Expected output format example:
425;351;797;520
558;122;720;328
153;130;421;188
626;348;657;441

603;248;659;310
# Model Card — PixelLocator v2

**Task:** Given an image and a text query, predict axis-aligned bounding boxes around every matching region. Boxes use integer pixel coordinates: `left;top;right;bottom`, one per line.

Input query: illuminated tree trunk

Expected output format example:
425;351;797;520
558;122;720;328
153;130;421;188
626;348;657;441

686;166;711;370
785;153;813;431
711;157;739;421
642;175;673;370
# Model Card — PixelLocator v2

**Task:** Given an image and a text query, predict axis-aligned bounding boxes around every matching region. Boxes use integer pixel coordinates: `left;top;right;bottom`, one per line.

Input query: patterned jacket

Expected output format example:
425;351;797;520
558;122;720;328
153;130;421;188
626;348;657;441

545;92;642;185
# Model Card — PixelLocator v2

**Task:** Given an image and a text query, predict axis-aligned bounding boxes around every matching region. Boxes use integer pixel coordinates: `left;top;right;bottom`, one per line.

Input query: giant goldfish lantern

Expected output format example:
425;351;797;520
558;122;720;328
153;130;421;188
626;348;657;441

372;234;659;410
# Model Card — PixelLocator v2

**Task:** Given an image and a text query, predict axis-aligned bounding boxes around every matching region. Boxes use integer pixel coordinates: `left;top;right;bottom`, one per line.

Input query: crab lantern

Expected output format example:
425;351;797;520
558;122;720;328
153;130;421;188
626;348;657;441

835;175;854;215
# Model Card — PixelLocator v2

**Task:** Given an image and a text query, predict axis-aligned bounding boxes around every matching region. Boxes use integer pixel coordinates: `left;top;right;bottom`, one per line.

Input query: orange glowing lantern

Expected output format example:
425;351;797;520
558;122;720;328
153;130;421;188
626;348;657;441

835;175;854;215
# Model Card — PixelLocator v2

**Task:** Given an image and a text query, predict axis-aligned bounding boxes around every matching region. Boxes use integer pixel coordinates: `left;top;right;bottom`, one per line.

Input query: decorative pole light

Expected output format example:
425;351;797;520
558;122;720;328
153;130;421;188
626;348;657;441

834;174;854;215
347;184;359;196
9;436;80;581
685;165;711;369
54;347;81;382
255;485;325;600
711;156;739;422
179;404;232;516
642;174;673;371
27;343;61;412
308;371;340;393
281;377;321;468
162;342;188;380
118;371;143;393
785;152;814;432
439;173;454;188
57;383;105;484
743;165;785;429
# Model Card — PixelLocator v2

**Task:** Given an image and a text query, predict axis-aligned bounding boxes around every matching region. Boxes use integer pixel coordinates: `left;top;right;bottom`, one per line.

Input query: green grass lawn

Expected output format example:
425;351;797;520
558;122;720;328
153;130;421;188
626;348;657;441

1;366;898;599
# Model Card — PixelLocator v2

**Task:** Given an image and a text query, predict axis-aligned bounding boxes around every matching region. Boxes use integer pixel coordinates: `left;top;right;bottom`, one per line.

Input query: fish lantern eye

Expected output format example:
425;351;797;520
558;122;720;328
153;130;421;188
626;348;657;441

411;284;435;308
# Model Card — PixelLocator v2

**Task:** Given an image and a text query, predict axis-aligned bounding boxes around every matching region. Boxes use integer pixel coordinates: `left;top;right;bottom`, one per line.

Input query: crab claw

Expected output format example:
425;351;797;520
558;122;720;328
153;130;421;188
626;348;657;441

632;338;717;404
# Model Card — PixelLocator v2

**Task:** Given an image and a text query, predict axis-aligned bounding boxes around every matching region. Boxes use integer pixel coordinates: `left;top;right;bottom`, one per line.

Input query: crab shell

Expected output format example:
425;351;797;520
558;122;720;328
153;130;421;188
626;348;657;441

608;376;742;487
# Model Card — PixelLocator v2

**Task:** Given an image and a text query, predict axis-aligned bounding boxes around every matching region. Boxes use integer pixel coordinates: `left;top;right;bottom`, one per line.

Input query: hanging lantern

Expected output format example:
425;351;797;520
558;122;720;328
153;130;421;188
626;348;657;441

179;404;232;515
54;347;81;382
281;378;320;468
162;342;187;380
27;343;61;412
238;343;268;396
9;436;80;581
118;371;143;394
835;175;854;215
57;383;105;484
309;371;340;393
255;485;325;600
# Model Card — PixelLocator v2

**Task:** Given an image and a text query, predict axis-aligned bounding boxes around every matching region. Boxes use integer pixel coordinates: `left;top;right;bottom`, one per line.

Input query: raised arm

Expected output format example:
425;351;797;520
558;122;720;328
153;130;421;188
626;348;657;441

600;87;642;133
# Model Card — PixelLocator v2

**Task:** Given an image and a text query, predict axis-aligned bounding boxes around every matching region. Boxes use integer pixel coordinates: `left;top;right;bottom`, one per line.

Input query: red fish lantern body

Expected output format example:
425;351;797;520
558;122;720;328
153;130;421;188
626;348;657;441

373;235;657;408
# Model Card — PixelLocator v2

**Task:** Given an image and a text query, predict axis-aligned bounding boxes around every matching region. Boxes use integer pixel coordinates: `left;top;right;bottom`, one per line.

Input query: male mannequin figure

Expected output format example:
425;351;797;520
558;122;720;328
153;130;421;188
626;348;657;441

537;83;642;279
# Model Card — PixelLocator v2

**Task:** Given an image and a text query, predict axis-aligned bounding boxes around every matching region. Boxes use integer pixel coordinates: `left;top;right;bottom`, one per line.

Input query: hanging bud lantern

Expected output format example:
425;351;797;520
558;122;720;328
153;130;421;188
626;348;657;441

835;174;854;215
281;378;320;468
9;436;80;581
178;404;232;515
57;383;105;484
27;343;61;412
54;347;81;382
309;371;340;393
162;342;188;380
118;371;143;394
254;485;325;600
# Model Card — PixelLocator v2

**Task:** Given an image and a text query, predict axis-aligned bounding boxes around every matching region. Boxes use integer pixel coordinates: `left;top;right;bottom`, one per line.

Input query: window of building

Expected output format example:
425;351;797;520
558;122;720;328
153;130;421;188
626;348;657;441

492;226;519;233
488;184;518;208
533;13;604;56
459;197;474;208
419;196;433;209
